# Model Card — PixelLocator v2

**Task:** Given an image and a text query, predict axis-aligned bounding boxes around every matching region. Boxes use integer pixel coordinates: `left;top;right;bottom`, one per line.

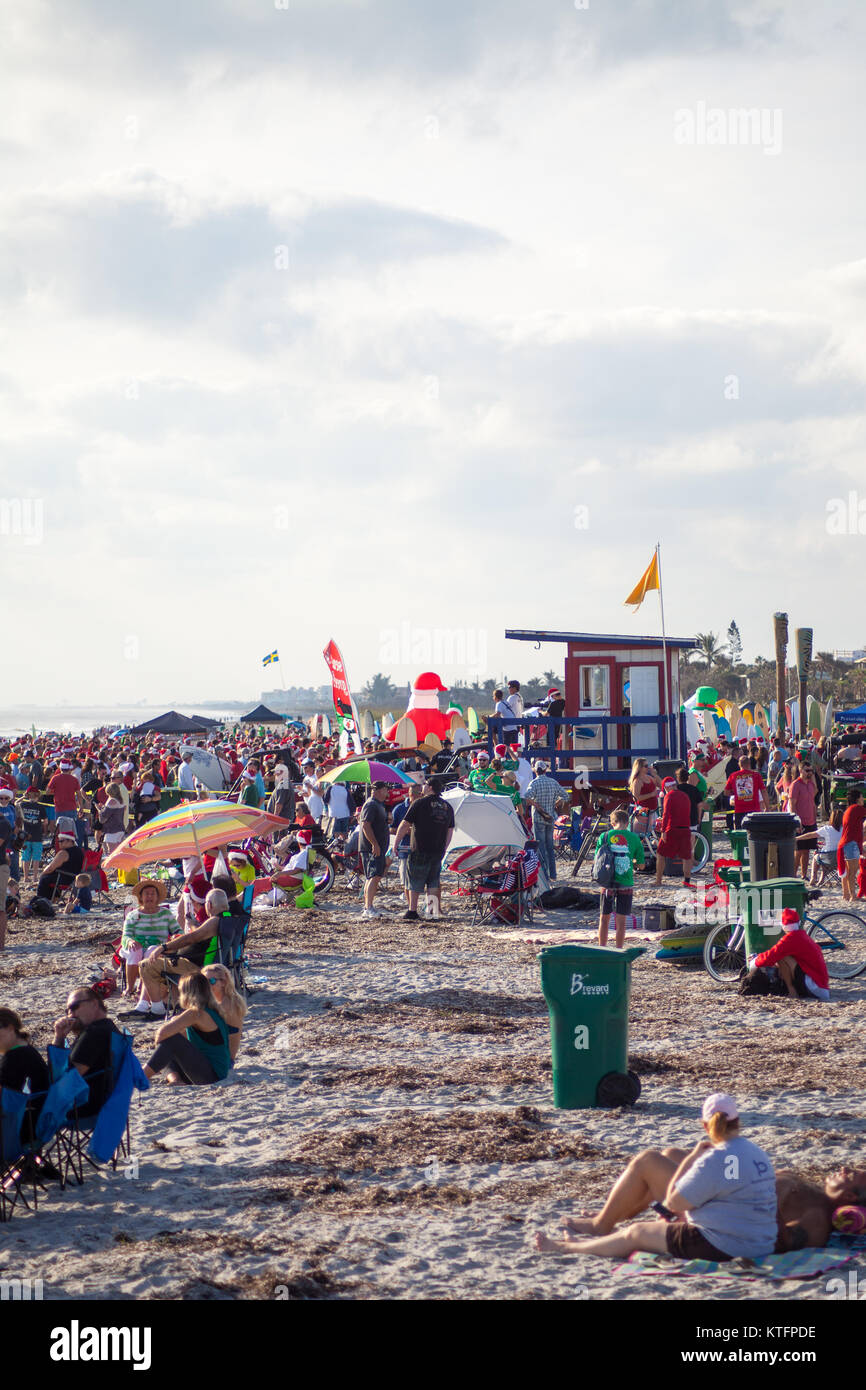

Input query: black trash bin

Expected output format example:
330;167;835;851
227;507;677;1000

653;759;685;782
742;812;798;880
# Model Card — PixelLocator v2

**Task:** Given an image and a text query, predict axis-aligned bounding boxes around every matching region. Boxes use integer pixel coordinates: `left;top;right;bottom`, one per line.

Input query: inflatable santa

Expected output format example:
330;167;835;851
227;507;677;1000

383;672;462;747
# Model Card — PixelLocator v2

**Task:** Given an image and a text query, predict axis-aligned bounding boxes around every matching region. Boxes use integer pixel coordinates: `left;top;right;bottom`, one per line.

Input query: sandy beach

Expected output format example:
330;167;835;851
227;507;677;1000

3;863;864;1303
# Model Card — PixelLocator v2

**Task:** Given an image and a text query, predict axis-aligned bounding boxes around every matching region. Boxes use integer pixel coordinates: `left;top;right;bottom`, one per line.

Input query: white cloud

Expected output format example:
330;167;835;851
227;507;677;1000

2;2;866;704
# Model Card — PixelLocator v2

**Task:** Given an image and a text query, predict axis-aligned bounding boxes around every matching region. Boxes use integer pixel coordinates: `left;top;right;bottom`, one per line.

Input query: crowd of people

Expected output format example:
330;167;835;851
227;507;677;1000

1;707;864;1252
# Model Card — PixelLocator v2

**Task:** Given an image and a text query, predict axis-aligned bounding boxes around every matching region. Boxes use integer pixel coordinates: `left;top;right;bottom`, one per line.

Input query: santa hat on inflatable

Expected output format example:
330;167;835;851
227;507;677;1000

407;671;448;708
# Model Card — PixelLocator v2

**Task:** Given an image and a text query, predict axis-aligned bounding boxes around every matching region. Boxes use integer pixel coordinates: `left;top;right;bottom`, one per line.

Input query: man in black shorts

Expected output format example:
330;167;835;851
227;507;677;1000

392;776;455;923
359;781;391;919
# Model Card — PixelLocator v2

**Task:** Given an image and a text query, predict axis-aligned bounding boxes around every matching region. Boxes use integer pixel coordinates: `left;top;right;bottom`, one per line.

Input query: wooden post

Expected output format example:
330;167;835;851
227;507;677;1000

795;628;813;742
773;613;789;736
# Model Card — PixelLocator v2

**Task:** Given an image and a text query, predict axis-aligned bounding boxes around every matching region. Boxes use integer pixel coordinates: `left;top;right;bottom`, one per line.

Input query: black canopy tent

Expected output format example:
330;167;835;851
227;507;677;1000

127;710;216;736
240;704;286;725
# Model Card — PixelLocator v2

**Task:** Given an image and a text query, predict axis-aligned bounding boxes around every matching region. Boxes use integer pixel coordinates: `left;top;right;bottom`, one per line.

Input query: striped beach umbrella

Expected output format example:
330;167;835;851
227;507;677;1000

102;800;293;871
320;759;413;786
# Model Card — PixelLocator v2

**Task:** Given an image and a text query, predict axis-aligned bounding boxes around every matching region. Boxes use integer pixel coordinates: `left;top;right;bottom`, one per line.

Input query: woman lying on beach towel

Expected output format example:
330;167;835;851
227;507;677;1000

537;1099;866;1260
536;1093;779;1262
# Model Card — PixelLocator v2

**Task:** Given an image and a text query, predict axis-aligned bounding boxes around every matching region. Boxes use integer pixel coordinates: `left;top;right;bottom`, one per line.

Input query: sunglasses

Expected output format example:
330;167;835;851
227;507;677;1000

67;1000;87;1014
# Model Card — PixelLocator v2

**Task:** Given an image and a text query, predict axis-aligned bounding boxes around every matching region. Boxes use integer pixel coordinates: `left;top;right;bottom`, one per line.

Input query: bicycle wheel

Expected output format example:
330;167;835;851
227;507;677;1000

703;922;746;984
690;833;710;874
806;910;866;980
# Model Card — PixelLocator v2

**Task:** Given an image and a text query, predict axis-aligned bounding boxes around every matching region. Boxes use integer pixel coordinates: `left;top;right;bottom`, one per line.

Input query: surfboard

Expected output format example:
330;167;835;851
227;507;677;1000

360;709;375;739
754;703;770;743
394;716;417;748
824;698;835;736
467;707;480;736
807;696;822;736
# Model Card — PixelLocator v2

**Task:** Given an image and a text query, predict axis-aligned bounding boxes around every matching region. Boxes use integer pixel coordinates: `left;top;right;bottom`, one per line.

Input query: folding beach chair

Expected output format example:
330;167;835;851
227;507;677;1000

0;1087;30;1222
447;844;505;921
46;1032;147;1188
468;846;541;926
83;848;114;908
225;889;254;996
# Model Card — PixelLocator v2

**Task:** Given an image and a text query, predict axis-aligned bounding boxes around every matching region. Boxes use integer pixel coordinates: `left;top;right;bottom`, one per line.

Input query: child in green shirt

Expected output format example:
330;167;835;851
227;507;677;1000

596;809;645;948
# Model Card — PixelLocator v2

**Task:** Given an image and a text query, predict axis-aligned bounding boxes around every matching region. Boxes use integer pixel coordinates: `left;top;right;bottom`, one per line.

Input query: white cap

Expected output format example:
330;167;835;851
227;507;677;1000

702;1092;739;1123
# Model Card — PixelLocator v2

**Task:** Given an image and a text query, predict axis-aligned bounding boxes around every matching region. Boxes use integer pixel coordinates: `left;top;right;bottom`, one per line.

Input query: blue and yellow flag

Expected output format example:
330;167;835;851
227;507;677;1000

262;650;279;667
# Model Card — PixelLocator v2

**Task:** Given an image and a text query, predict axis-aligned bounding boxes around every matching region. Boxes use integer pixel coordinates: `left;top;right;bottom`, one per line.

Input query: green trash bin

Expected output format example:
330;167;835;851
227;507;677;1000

538;944;646;1109
699;810;713;860
728;829;749;865
739;876;810;960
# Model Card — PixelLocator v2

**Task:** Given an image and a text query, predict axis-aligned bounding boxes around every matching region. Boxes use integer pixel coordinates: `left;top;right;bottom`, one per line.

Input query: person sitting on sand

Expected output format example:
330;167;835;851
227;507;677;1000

63;872;93;915
143;972;238;1086
740;907;830;1000
535;1093;777;1262
538;1107;866;1258
201;963;247;1063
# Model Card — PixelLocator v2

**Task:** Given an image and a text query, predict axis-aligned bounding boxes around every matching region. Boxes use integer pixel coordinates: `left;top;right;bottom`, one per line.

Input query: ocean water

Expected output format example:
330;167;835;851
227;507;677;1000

0;706;242;739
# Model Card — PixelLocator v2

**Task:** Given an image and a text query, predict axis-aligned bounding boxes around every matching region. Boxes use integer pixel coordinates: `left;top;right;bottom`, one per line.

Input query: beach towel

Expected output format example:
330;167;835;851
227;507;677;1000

615;1247;854;1281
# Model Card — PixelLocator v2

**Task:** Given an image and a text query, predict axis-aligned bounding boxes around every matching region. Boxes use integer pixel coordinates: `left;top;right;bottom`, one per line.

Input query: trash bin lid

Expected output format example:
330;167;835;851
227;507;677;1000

740;876;808;895
537;943;646;964
742;812;800;839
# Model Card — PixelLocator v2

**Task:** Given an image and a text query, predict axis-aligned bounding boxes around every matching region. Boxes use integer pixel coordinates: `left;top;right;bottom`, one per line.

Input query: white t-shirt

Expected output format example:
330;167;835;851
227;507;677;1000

327;784;351;819
303;775;324;821
178;763;196;791
515;758;533;795
817;823;842;853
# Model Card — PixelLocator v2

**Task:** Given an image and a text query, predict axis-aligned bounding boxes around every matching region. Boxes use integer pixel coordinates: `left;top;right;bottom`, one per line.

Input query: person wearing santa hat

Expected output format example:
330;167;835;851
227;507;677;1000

748;909;831;1000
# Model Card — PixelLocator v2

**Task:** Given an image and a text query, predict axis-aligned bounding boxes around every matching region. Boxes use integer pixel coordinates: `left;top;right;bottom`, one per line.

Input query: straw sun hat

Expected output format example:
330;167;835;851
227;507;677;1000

129;878;168;905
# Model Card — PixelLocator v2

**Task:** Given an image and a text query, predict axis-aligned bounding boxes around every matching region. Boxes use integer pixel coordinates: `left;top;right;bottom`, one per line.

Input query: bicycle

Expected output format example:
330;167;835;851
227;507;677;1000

703;900;866;983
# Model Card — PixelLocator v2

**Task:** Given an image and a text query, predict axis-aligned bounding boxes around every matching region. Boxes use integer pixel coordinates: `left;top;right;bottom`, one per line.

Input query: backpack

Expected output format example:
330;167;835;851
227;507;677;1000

30;896;56;919
592;838;616;888
737;966;786;997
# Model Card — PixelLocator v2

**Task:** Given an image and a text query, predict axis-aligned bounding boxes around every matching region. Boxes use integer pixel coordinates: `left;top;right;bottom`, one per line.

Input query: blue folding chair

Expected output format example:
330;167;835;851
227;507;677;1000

46;1032;148;1186
0;1088;29;1221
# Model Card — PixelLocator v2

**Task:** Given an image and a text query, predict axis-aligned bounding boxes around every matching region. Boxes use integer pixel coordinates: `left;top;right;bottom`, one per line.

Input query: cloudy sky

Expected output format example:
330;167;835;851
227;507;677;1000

2;0;865;706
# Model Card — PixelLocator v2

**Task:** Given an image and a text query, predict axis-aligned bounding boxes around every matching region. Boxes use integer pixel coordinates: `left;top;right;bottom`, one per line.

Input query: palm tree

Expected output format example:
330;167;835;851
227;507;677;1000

362;673;397;704
693;632;727;670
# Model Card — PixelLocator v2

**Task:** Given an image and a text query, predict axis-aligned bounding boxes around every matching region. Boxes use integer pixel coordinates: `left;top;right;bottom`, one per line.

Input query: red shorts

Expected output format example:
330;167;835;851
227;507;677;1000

658;828;692;860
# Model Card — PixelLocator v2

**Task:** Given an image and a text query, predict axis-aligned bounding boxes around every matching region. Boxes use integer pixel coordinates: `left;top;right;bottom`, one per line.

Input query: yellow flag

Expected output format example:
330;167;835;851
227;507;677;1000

624;551;660;609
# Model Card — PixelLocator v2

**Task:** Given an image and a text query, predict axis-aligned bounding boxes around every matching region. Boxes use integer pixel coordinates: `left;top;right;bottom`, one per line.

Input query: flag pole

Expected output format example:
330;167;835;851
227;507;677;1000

655;542;673;756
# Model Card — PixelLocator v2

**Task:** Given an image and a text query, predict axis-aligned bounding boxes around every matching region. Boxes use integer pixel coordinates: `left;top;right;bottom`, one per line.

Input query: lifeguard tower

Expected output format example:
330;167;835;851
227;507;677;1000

494;629;698;788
